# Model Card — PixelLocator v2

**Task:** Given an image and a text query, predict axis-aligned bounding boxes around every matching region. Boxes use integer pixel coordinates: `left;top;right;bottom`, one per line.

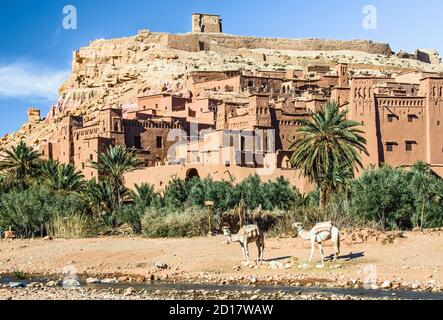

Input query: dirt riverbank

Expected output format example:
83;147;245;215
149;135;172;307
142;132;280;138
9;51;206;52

1;230;442;299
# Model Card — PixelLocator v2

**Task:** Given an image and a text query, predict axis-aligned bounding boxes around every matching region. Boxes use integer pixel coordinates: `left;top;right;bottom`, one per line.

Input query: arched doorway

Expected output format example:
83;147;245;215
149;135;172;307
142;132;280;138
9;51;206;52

281;156;291;169
185;168;200;181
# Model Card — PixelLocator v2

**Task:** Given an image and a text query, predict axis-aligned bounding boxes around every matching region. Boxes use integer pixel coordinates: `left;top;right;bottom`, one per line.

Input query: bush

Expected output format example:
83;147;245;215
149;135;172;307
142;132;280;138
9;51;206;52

142;206;211;238
113;204;143;234
349;164;443;230
350;166;414;230
0;186;87;237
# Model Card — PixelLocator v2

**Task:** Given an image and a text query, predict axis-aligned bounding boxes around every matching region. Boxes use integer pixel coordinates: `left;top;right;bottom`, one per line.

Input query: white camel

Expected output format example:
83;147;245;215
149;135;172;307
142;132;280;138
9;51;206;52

222;224;265;266
292;221;340;264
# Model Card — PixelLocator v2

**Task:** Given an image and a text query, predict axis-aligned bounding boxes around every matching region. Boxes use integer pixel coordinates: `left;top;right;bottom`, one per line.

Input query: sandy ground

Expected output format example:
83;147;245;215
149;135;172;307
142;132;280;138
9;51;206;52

1;231;442;290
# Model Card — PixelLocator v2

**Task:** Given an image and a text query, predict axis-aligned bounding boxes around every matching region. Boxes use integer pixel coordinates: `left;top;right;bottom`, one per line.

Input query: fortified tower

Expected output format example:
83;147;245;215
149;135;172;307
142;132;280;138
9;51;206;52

192;13;222;33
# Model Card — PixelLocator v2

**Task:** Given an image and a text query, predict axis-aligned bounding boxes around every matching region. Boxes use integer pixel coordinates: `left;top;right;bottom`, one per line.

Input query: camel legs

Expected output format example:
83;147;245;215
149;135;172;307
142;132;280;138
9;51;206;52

256;238;264;263
317;242;325;264
308;238;315;263
332;228;340;262
240;243;250;265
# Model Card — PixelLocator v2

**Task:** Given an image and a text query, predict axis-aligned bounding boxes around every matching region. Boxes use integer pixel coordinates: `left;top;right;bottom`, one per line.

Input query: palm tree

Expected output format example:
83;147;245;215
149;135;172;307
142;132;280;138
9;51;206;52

89;145;143;208
39;159;85;192
79;179;116;218
290;101;368;216
129;183;157;208
0;141;41;190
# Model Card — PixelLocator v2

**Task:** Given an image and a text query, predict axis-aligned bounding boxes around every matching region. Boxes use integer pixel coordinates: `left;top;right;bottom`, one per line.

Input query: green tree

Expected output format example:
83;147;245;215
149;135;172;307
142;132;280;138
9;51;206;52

261;176;298;211
89;145;142;209
408;162;441;229
39;159;85;192
350;166;414;230
290;101;368;216
0;141;41;190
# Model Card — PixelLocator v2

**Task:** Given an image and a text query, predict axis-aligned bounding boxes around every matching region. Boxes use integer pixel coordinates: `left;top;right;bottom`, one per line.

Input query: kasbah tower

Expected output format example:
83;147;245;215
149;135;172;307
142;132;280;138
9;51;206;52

10;13;443;193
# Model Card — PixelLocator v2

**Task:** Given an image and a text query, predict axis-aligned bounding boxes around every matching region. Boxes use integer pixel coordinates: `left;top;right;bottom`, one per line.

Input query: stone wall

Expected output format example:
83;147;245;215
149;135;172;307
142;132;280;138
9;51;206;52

124;163;313;194
166;33;393;56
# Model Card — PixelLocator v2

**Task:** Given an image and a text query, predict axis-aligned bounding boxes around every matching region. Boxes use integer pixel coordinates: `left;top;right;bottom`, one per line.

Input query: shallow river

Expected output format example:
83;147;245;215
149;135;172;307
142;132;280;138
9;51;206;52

1;274;442;300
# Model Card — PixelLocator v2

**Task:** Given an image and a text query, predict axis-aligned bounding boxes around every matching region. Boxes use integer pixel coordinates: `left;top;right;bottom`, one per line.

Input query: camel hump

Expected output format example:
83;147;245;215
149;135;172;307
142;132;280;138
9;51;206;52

312;221;333;234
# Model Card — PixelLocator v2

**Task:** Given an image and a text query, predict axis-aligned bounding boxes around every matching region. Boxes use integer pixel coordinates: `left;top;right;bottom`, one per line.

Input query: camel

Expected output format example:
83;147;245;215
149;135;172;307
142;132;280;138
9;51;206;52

292;221;340;264
222;224;265;265
2;227;16;241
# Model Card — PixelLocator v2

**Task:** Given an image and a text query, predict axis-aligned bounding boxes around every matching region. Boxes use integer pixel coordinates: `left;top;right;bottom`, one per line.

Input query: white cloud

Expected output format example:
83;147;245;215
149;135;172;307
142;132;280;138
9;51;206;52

0;62;70;102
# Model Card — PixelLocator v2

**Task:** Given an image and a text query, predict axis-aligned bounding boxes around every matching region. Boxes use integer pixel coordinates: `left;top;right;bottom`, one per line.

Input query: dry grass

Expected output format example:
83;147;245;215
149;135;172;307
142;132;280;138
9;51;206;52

48;214;95;239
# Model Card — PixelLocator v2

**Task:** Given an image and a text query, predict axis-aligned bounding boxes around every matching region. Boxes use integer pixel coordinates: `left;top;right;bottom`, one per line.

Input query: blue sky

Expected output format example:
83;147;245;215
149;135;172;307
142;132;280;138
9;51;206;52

1;0;442;136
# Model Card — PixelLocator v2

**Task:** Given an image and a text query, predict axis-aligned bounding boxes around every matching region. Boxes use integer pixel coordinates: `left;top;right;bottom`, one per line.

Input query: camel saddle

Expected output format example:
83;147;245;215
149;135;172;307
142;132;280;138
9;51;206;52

243;225;260;238
311;221;334;235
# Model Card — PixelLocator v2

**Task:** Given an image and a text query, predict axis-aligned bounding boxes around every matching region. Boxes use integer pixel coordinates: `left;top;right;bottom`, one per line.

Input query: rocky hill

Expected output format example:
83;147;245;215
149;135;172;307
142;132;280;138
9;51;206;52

1;30;443;151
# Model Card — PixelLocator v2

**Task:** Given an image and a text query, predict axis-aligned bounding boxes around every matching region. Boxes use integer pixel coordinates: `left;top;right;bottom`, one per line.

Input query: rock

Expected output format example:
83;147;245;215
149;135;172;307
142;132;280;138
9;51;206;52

9;282;26;288
42;236;53;241
46;280;60;287
155;262;168;269
101;278;119;284
123;287;135;296
27;282;41;288
86;277;101;284
381;280;392;289
118;276;129;282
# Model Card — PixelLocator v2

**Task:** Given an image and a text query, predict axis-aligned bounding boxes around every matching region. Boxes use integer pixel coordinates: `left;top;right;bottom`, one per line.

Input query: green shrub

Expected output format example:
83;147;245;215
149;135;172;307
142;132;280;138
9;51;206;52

113;204;143;234
350;166;414;230
0;186;87;237
348;164;443;230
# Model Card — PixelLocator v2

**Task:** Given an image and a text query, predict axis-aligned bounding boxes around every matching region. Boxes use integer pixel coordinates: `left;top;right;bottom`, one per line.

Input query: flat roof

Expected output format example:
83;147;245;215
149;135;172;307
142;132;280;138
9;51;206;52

192;13;221;17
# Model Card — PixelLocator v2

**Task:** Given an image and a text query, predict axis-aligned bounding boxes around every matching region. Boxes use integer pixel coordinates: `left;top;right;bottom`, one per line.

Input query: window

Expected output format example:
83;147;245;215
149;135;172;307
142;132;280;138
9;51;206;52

387;114;395;122
134;136;141;149
408;115;416;123
438;121;441;126
82;163;85;169
386;143;395;152
89;154;93;160
113;119;121;132
156;136;163;149
405;141;415;152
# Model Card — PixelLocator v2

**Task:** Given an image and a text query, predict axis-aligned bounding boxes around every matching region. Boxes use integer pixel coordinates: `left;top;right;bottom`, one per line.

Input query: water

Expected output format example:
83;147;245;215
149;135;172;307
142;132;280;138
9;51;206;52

1;274;442;300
